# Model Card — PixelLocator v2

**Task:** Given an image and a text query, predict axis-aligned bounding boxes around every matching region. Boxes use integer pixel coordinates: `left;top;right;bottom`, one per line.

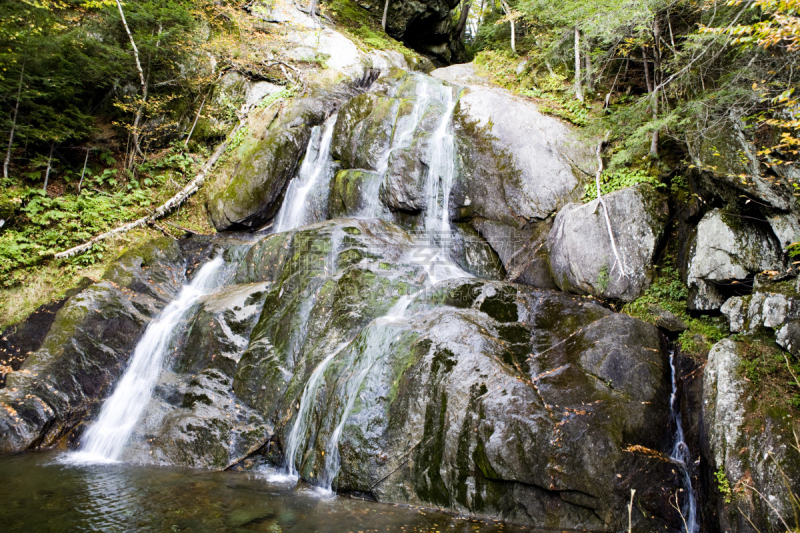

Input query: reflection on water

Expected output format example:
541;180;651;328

0;452;539;532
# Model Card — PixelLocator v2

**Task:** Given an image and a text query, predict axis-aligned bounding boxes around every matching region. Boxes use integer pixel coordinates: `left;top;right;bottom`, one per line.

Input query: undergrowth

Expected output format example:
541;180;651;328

624;261;728;357
0;144;213;328
582;168;665;202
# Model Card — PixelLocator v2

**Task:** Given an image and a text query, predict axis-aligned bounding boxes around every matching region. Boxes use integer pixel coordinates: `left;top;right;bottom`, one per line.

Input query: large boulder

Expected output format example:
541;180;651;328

228;219;686;531
702;338;800;532
435;63;591;223
206;95;331;231
547;184;670;301
686;209;784;310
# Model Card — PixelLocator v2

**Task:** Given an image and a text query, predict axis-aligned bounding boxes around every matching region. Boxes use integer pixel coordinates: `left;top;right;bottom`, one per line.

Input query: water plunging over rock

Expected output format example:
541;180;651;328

68;257;225;463
274;113;338;233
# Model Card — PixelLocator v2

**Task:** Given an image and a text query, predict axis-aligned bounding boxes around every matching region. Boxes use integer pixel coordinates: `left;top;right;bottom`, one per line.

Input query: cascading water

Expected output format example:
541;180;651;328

281;76;470;492
274;114;338;233
416;82;470;284
283;342;350;479
67;257;225;464
319;293;416;490
668;349;698;533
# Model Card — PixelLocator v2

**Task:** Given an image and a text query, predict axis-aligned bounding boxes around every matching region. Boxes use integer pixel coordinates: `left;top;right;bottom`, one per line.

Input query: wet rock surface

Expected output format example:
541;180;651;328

0;238;186;452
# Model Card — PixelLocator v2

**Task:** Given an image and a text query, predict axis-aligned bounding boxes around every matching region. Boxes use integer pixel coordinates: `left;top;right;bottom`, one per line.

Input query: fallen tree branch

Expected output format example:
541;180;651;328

592;132;628;280
54;108;254;260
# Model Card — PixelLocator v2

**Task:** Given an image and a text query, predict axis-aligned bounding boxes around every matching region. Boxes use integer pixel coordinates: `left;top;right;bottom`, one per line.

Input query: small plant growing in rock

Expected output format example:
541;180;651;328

715;468;733;504
596;264;610;293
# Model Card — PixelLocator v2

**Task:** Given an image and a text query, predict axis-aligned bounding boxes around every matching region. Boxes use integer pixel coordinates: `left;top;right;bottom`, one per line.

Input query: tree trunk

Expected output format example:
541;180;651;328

454;1;472;37
43;142;54;192
498;0;515;54
78;148;90;194
115;0;148;166
3;61;24;180
574;26;583;102
642;48;652;94
308;0;318;25
650;19;661;157
115;0;146;91
184;92;208;148
382;0;390;30
585;43;594;93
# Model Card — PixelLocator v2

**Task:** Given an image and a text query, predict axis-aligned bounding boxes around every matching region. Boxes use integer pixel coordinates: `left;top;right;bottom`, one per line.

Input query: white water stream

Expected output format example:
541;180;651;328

281;75;469;491
274;114;338;233
668;349;698;532
67;257;225;464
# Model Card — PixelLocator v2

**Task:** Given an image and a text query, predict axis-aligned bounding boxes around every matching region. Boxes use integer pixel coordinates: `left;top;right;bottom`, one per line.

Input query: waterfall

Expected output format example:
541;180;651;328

283;342;350;479
274;114;337;233
416;82;470;284
668;349;698;533
320;294;415;490
67;257;225;464
282;292;418;490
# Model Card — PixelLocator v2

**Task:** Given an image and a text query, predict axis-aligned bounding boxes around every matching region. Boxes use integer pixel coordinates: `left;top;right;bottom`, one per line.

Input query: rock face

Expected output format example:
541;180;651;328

702;338;800;532
686;209;784;310
228;218;684;531
206;94;332;231
0;238;186;452
1;221;688;531
688;117;798;212
547;185;669;301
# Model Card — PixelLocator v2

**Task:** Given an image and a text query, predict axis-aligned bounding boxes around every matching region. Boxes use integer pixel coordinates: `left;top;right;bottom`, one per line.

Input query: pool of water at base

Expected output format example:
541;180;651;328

0;451;545;533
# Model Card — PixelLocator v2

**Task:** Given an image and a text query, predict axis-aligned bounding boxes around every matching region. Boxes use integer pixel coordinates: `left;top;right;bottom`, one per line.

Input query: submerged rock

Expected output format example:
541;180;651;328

547;185;669;301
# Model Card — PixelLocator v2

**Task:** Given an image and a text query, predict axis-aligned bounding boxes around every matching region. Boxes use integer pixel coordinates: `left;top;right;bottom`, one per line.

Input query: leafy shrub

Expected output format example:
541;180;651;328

583;168;665;202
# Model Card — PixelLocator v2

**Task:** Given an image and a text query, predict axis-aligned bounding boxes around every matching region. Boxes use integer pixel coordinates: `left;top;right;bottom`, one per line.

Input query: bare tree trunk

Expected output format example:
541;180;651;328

649;19;660;157
184;92;208;148
78;148;90;194
642;48;653;94
498;0;515;54
115;0;148;166
574;26;583;102
308;0;318;26
4;61;24;180
115;0;146;91
43;142;54;192
382;0;390;30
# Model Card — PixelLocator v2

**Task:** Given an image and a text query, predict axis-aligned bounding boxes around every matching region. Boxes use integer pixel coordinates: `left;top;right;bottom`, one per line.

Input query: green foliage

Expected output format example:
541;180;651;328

582;168;664;202
256;87;295;109
596;264;609;293
715;468;733;504
736;336;800;410
475;51;590;126
624;261;727;357
0;142;199;287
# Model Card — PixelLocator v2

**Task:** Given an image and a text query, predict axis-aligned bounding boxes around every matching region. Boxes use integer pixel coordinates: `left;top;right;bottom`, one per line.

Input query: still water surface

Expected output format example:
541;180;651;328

0;452;541;533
